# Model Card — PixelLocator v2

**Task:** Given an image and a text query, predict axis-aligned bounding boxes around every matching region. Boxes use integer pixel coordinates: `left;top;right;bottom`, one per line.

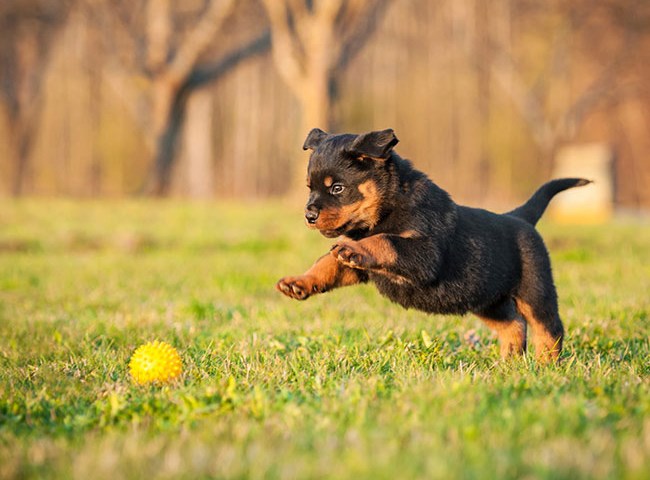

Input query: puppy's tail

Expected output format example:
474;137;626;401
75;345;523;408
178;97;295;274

506;178;592;226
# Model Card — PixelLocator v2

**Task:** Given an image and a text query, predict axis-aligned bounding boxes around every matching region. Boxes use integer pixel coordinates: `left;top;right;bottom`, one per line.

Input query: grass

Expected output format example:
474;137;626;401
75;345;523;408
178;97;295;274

0;199;648;479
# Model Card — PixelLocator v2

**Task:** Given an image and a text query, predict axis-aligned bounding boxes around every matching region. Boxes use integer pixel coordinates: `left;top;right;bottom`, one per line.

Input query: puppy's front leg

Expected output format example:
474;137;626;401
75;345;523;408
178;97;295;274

276;252;367;300
331;234;434;284
330;237;391;270
331;235;404;283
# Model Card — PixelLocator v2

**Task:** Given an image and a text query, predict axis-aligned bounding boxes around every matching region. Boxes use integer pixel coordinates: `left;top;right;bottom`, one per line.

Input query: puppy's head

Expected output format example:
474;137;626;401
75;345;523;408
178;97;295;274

301;128;399;238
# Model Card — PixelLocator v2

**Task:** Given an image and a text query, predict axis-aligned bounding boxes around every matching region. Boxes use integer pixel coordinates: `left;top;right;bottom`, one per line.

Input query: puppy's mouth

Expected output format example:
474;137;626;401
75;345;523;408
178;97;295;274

306;218;352;238
320;225;349;238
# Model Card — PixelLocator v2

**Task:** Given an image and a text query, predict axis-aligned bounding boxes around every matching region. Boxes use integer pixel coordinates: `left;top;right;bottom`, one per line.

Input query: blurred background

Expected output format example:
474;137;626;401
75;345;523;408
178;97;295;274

1;0;649;210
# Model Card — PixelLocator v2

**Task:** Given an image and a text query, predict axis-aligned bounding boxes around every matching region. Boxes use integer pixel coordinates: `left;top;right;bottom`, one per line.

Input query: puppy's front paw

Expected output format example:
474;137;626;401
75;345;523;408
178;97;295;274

331;242;374;269
276;275;319;300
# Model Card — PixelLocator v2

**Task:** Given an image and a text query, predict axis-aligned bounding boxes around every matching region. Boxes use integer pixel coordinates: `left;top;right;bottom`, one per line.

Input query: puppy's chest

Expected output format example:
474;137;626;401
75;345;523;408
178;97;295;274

370;274;469;315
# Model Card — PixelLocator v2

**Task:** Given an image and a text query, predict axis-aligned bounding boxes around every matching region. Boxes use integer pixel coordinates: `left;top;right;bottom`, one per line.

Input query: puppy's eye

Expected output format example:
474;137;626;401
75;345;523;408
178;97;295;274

330;184;345;195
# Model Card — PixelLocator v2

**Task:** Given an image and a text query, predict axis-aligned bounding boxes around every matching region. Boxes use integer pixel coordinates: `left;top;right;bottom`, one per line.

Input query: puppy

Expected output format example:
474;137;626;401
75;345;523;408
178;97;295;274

277;128;590;362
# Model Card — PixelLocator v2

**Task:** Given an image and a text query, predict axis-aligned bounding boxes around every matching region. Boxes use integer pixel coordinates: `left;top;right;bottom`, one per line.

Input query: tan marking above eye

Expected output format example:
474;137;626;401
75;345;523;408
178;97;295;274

324;176;333;188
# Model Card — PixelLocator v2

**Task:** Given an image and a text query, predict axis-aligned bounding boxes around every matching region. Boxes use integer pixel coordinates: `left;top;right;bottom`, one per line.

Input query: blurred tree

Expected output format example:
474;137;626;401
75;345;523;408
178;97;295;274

82;0;270;195
261;0;391;190
487;0;646;176
2;0;648;205
0;0;72;195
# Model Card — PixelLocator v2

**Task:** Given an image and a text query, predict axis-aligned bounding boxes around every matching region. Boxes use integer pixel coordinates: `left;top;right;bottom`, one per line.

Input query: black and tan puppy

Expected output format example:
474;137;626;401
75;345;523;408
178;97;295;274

277;128;590;363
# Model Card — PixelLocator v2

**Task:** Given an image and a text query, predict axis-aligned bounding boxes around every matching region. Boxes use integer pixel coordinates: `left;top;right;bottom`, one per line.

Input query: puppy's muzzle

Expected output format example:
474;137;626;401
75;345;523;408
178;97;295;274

305;207;319;225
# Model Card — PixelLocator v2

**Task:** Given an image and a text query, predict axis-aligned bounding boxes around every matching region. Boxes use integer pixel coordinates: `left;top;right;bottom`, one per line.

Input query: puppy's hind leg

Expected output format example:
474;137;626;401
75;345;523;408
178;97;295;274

515;233;564;363
515;297;563;364
475;300;527;359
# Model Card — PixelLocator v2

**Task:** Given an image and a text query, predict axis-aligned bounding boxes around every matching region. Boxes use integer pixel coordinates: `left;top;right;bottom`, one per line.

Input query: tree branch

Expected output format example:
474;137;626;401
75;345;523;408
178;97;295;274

166;0;236;86
146;0;171;72
560;32;636;138
261;0;307;95
337;0;391;71
490;45;554;150
80;0;143;73
188;30;271;89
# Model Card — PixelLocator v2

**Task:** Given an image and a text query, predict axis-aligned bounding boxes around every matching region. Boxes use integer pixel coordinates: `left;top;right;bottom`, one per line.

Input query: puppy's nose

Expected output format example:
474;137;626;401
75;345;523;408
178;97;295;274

305;209;319;224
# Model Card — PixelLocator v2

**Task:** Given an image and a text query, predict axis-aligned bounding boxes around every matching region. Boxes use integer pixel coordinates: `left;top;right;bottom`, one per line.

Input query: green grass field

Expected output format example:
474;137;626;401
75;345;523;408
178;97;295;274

1;200;648;479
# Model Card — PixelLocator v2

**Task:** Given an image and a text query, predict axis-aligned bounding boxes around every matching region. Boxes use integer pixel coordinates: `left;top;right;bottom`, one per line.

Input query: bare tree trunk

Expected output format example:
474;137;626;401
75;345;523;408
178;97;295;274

138;30;271;195
149;79;180;194
287;74;331;194
232;66;249;196
88;78;103;196
0;0;71;196
448;0;462;194
261;0;391;195
184;88;214;198
139;0;238;195
300;73;332;133
10;124;35;196
146;84;190;195
301;26;334;130
475;0;491;201
143;0;176;195
492;0;513;198
9;35;45;195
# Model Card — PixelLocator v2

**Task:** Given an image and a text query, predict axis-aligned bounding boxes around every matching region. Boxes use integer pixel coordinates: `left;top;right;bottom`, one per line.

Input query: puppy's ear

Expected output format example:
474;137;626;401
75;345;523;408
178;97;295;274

303;128;329;151
349;129;399;159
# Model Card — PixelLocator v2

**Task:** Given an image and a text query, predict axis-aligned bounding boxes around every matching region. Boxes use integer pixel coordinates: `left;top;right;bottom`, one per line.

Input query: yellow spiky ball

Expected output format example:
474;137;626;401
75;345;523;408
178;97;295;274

129;341;182;385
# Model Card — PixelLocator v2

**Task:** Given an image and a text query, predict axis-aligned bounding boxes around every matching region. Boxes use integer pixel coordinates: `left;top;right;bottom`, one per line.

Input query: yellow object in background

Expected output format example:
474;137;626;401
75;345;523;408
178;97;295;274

550;143;614;224
129;341;182;385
